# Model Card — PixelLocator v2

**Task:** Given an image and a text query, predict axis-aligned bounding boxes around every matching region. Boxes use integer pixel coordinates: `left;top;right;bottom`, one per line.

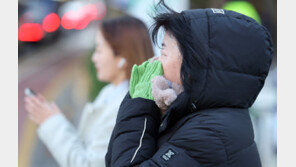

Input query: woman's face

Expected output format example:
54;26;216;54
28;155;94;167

91;29;125;83
159;31;182;85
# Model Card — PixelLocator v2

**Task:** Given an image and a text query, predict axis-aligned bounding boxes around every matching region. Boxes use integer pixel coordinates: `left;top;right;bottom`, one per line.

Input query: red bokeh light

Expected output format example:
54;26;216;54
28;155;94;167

18;23;44;42
61;11;80;30
75;4;98;30
61;3;106;30
42;13;60;33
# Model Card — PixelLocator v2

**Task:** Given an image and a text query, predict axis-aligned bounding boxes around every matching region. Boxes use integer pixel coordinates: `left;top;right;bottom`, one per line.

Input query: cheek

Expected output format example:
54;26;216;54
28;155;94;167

162;60;174;81
98;56;118;82
161;57;182;85
159;57;168;77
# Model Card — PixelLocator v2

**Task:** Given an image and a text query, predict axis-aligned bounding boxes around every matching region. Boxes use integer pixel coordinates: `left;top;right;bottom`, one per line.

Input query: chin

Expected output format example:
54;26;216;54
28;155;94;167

97;74;103;81
163;74;172;83
97;75;109;83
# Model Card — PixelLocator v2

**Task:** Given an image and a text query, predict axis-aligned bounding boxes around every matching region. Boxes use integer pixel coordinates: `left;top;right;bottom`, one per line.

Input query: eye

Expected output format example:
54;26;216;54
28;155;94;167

161;43;166;50
161;53;167;58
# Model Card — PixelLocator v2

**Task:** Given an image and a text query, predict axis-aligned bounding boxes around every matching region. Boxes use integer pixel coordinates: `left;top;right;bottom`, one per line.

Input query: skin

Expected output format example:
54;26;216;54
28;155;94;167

25;29;128;125
158;31;182;85
25;94;61;125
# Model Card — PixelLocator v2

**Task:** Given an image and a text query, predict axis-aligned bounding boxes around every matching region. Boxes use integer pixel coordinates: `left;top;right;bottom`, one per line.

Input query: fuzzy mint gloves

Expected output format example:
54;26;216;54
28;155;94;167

129;58;184;111
129;60;164;100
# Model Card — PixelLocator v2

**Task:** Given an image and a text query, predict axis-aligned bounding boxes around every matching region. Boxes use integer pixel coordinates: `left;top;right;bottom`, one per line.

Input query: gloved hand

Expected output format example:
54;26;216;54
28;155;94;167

129;59;164;100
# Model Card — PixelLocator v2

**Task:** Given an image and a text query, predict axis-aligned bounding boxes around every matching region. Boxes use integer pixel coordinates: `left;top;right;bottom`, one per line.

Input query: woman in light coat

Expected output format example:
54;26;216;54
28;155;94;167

24;16;154;167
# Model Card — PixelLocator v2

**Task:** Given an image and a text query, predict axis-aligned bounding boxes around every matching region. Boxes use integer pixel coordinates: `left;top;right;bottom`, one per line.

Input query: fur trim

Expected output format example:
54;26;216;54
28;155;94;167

151;76;184;112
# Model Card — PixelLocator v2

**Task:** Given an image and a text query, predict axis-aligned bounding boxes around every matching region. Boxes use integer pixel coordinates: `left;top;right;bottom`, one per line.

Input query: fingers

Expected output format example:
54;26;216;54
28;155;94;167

138;63;146;76
24;94;55;125
25;100;49;125
152;60;164;75
143;61;164;82
25;99;41;116
25;97;38;111
24;96;49;116
138;60;150;76
129;65;139;96
25;101;34;113
27;110;43;125
36;94;46;102
25;101;41;124
25;94;51;109
27;96;42;108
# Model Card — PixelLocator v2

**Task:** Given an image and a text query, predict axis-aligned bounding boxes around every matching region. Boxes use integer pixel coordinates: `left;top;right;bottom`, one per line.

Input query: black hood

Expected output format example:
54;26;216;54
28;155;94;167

180;8;274;110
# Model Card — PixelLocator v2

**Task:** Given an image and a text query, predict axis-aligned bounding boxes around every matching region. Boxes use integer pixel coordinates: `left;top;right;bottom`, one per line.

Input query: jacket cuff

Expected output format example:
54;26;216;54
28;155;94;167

117;92;161;124
37;113;67;143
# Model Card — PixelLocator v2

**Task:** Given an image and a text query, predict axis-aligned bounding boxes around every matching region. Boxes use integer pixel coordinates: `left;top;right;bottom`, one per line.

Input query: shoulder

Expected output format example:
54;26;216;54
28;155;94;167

92;84;112;102
93;83;128;105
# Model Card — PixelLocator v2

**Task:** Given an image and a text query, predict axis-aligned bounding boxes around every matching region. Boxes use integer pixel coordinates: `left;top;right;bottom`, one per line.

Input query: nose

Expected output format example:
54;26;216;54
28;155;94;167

91;52;97;62
158;55;164;63
150;56;159;62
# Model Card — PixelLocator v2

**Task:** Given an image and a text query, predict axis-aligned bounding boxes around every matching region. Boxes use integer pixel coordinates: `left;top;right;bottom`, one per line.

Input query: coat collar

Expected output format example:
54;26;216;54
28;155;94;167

159;92;196;134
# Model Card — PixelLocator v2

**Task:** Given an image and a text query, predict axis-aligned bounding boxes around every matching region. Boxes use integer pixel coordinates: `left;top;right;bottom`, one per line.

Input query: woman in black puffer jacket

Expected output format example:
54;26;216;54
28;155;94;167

105;1;274;167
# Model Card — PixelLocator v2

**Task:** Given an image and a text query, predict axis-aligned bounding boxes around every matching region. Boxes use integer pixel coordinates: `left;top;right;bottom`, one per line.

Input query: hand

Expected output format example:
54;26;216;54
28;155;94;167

24;94;61;125
129;59;164;100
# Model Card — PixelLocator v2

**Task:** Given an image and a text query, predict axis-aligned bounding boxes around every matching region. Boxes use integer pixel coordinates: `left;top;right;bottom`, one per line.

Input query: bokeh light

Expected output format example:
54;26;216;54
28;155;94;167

61;3;106;30
42;13;60;33
61;11;80;30
75;4;98;30
19;23;44;42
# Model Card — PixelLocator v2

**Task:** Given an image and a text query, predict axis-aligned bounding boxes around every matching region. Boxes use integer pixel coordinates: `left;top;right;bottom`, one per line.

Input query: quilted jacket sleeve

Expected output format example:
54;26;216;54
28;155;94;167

105;93;204;167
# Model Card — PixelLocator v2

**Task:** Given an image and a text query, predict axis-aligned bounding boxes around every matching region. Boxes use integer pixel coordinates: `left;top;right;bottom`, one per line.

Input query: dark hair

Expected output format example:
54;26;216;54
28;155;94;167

151;0;206;99
100;15;154;79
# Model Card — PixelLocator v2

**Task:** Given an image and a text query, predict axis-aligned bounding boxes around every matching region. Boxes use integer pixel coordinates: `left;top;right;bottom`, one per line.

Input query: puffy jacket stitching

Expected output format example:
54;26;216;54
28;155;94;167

168;114;229;165
230;141;257;157
158;112;201;146
208;125;231;164
210;68;264;78
169;125;229;165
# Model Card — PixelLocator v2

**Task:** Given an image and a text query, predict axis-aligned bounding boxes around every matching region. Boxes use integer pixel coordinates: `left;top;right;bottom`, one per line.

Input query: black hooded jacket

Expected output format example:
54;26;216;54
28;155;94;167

105;9;273;167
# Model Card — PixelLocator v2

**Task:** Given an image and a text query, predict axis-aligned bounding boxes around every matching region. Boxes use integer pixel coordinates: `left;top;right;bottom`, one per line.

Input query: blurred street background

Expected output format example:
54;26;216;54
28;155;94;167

18;0;277;167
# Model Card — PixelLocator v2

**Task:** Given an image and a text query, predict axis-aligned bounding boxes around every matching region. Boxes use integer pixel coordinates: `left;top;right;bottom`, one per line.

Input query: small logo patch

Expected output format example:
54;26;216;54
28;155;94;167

161;148;177;162
211;8;225;14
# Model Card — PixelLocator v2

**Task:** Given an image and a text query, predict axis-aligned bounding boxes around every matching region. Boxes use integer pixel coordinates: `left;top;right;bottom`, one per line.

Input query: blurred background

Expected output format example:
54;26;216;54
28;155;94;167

18;0;277;167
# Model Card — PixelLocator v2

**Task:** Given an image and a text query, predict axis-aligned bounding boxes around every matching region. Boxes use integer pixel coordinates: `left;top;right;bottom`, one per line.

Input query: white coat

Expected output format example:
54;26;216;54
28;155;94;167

37;80;129;167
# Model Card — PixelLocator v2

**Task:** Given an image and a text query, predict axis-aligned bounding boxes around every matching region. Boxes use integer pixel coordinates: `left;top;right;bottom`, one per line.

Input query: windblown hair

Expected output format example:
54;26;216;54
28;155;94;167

151;0;207;101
